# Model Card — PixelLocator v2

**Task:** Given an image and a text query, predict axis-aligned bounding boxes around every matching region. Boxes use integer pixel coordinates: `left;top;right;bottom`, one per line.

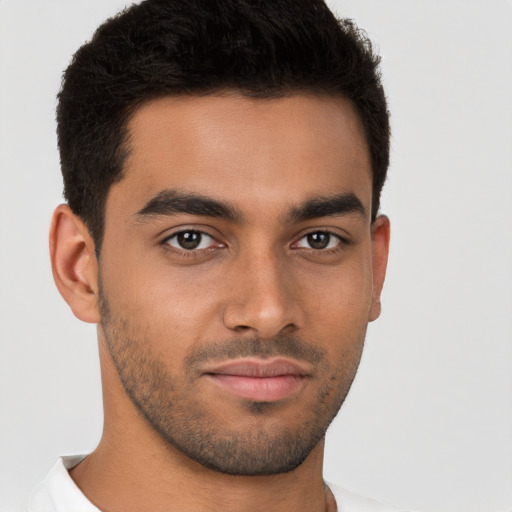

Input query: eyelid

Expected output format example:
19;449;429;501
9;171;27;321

161;227;225;251
160;224;220;241
291;229;349;250
158;225;350;255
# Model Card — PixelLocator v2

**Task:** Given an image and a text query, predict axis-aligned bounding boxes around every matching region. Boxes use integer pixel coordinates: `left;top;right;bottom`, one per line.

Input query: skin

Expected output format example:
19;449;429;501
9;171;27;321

50;93;390;512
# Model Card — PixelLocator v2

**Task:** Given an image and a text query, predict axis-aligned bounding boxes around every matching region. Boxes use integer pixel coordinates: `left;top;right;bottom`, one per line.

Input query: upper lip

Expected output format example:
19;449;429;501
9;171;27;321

203;358;311;378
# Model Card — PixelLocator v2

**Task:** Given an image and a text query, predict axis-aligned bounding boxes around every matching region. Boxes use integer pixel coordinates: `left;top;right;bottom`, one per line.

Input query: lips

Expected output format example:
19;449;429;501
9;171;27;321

203;358;310;402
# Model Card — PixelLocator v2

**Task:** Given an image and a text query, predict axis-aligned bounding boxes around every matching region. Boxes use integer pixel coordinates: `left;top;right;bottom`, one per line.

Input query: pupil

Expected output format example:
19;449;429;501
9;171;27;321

307;232;329;249
178;231;201;250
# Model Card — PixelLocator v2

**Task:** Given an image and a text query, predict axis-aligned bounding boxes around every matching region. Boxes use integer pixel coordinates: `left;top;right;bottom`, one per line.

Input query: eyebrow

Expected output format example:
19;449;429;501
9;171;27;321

135;189;240;221
135;189;366;224
286;193;366;223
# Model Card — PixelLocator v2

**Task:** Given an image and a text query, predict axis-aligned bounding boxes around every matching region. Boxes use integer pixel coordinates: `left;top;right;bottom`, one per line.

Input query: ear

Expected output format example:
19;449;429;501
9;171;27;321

49;204;101;323
368;214;390;322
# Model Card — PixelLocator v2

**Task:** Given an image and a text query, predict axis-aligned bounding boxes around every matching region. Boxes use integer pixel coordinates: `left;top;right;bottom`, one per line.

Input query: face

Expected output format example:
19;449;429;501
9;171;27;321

97;93;388;475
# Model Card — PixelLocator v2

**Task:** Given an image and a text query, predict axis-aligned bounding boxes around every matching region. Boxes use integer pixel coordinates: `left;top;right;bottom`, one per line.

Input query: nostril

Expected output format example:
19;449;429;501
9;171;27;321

283;323;297;333
234;325;252;333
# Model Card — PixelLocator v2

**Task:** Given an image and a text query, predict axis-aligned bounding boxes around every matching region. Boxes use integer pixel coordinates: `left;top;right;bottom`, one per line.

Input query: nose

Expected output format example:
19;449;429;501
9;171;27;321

222;248;303;339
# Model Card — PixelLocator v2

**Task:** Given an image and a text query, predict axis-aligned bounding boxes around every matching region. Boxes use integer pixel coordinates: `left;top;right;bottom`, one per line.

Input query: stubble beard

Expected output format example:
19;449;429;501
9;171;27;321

98;288;363;476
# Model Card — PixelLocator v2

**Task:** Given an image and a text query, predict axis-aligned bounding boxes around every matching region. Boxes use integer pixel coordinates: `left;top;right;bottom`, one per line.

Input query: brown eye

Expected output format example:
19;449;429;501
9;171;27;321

307;232;330;249
296;231;341;250
165;230;215;250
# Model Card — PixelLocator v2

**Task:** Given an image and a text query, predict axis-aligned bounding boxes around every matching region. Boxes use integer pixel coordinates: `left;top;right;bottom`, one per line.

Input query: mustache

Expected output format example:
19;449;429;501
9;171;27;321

185;335;325;370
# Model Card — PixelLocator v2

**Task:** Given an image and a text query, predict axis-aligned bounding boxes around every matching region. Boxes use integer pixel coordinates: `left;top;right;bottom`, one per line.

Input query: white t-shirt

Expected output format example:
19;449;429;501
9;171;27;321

26;456;410;512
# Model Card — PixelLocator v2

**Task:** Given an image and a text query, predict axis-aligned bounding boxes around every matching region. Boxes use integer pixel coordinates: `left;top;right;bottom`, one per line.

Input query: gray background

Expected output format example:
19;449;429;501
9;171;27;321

0;1;511;510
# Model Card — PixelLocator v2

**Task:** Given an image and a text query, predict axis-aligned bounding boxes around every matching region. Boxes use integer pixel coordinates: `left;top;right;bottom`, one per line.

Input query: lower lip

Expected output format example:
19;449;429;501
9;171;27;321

206;374;305;402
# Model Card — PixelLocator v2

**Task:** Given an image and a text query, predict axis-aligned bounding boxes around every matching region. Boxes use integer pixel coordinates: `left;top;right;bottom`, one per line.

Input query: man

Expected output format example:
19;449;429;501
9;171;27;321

27;0;399;510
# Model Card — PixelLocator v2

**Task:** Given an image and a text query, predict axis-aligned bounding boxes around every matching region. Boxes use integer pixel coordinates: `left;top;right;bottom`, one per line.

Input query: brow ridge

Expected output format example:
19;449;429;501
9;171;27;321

135;189;240;221
135;189;366;225
286;193;366;223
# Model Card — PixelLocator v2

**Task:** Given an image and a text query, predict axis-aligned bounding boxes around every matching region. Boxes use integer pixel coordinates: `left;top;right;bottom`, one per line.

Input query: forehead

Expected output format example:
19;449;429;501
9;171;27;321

111;93;372;217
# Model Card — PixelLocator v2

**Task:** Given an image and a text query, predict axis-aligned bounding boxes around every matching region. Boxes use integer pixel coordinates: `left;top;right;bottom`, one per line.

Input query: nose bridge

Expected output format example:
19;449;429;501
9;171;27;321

223;241;300;338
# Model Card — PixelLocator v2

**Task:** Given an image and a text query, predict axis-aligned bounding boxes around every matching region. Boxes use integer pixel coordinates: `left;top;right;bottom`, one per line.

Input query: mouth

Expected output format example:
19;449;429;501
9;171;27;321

203;358;310;402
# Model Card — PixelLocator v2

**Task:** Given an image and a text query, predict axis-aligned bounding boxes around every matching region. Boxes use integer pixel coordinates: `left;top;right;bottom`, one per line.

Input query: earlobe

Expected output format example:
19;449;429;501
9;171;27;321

49;204;101;324
368;215;390;322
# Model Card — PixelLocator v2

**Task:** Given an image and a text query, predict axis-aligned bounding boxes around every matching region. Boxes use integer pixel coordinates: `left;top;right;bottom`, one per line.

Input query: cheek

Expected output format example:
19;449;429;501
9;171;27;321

100;252;222;352
298;254;374;332
122;281;217;337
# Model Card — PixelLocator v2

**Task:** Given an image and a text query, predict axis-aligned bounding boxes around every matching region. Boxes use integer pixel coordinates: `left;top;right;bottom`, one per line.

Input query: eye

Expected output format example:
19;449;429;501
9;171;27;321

295;231;342;250
164;230;218;251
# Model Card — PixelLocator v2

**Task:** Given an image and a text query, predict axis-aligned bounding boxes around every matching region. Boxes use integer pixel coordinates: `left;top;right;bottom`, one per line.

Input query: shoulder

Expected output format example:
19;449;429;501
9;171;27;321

25;456;99;512
327;482;416;512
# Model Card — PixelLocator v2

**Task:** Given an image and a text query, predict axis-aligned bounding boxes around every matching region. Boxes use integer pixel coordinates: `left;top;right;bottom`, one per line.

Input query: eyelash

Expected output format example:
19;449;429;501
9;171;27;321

293;231;348;253
161;229;222;259
160;228;349;259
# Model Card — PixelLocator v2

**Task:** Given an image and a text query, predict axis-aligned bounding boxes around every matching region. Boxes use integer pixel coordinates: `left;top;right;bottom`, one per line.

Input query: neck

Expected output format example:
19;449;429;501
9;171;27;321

70;438;333;512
